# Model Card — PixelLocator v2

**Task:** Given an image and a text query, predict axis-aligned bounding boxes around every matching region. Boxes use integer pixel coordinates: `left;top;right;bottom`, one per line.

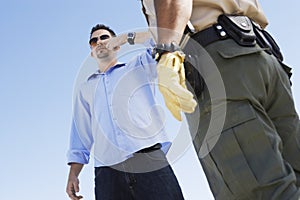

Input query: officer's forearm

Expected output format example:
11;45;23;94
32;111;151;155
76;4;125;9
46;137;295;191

154;0;192;44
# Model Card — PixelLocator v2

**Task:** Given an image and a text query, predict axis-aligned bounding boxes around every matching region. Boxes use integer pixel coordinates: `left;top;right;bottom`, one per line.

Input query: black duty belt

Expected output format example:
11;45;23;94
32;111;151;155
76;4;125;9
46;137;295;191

187;15;290;82
191;15;257;47
190;15;283;62
136;143;162;153
191;24;229;47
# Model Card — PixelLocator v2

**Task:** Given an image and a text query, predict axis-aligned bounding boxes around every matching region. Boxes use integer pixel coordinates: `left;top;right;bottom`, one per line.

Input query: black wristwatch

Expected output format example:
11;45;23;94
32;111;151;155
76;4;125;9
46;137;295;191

152;42;182;61
127;32;136;45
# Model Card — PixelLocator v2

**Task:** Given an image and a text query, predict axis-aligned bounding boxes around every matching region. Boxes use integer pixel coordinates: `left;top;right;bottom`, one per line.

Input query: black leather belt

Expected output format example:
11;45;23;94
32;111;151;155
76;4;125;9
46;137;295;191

136;143;162;153
191;25;228;47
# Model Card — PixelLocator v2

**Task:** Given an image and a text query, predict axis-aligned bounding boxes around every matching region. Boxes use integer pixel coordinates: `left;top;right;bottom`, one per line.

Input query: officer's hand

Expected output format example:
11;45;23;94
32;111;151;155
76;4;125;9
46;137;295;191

157;51;197;121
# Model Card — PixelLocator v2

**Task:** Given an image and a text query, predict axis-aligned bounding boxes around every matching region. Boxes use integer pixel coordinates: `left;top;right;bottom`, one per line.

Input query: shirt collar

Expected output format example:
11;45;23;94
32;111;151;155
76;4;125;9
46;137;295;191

103;62;126;74
87;62;126;81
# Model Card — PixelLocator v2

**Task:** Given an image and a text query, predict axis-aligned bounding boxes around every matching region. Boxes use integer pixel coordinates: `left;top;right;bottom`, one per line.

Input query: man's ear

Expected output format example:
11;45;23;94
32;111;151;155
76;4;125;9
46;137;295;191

90;51;94;57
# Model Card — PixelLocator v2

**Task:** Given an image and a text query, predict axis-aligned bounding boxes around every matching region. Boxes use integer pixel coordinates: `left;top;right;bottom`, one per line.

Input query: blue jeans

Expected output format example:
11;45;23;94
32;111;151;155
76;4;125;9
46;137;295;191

94;149;184;200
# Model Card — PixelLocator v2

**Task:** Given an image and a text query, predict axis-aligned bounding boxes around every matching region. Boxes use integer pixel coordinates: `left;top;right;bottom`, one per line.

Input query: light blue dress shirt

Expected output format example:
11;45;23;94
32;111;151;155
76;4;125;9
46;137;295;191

67;43;173;167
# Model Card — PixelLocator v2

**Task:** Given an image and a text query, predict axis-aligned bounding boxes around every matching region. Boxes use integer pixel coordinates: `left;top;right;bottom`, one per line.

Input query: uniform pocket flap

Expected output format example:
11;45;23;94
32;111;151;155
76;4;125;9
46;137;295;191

223;100;256;131
199;100;257;142
217;40;265;59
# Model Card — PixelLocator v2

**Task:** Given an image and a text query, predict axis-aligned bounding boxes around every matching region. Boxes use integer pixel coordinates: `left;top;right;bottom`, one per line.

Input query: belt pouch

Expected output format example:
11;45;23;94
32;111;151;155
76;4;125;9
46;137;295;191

217;14;256;47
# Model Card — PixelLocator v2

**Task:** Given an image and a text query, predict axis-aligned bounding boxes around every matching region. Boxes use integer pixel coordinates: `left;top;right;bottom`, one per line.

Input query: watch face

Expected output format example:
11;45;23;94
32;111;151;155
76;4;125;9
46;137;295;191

128;33;134;37
127;32;135;44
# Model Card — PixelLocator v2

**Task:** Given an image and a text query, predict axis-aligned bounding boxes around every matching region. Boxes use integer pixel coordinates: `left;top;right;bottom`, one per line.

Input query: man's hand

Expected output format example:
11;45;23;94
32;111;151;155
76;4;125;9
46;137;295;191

157;51;197;121
106;34;126;50
66;163;84;200
66;174;83;200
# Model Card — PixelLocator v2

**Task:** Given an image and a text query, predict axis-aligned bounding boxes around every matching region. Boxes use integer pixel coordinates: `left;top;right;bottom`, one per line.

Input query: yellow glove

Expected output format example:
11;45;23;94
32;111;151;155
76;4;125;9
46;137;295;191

157;51;197;121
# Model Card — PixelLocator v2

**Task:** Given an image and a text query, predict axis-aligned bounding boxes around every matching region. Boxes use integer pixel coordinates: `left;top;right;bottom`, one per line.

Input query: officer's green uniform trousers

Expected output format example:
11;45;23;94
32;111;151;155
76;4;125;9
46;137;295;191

188;39;300;200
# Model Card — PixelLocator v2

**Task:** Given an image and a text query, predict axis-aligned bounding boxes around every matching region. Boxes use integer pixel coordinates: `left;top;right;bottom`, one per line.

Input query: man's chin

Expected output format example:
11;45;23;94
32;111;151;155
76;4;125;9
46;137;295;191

97;53;109;59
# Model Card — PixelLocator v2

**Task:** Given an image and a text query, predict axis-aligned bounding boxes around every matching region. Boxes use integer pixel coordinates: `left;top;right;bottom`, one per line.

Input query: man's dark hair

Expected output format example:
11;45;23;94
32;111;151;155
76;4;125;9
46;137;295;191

90;24;116;38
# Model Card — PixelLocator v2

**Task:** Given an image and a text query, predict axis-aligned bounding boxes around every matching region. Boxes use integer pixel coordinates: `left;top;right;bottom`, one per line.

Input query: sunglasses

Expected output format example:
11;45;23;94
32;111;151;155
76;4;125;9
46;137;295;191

89;34;110;46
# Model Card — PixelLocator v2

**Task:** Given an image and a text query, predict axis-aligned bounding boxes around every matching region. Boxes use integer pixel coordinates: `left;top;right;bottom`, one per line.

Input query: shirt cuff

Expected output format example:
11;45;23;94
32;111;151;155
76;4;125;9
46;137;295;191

67;150;90;165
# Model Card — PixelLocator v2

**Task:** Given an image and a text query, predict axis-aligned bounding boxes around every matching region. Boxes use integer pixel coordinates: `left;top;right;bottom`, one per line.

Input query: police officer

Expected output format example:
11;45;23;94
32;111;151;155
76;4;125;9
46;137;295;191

140;0;300;199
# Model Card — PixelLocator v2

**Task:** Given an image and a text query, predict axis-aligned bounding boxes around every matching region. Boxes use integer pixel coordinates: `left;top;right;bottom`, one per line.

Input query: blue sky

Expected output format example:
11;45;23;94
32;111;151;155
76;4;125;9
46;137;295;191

0;1;299;200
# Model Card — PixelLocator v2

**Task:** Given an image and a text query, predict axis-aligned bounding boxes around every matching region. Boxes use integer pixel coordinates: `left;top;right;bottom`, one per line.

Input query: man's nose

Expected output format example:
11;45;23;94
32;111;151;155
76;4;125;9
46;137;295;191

97;38;107;45
97;38;103;45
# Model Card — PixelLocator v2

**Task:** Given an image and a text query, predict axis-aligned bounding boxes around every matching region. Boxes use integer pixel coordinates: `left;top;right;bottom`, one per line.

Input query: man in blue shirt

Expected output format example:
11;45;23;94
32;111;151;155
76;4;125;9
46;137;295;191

66;24;184;200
